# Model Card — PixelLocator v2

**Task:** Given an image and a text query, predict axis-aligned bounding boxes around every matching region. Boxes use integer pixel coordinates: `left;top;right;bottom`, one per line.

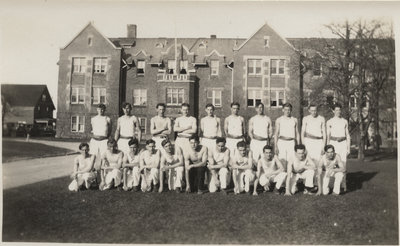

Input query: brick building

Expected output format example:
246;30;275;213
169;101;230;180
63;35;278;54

56;22;302;139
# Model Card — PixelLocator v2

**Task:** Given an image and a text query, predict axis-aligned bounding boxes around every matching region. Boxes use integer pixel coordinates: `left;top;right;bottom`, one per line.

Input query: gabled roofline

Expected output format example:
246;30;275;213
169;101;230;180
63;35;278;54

234;22;296;51
61;22;121;50
205;49;224;57
133;50;150;57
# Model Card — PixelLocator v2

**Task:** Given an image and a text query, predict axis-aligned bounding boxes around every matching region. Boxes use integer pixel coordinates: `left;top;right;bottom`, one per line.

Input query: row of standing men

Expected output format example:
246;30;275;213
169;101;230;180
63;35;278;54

69;101;350;195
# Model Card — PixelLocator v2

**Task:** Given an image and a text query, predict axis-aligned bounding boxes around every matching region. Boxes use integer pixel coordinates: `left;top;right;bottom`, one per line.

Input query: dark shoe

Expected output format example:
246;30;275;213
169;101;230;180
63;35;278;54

152;184;159;193
132;186;140;192
175;188;182;193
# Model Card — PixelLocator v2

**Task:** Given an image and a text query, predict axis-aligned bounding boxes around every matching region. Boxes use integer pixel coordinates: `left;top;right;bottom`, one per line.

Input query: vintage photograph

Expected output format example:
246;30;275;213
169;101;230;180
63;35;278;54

1;0;398;244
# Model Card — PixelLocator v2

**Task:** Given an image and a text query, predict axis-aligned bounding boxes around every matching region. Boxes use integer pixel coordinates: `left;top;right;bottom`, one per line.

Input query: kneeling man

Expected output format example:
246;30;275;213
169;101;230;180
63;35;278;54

231;141;255;195
207;137;230;194
253;145;287;196
285;144;315;196
122;138;142;191
159;139;184;193
317;144;345;195
139;139;161;192
184;135;208;194
68;143;97;191
100;139;123;191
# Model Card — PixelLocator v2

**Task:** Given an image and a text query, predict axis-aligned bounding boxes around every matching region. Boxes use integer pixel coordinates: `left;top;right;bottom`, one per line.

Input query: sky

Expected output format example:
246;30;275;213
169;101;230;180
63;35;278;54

0;0;399;113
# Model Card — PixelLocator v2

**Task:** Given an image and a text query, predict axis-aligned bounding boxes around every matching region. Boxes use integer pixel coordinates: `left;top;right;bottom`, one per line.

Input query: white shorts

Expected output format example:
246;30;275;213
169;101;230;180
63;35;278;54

208;167;229;193
304;138;324;162
259;172;287;189
117;138;131;156
329;140;348;164
175;137;191;156
277;139;295;166
250;139;268;161
89;138;108;156
68;172;97;191
141;168;160;192
103;169;122;190
201;138;216;154
125;166;141;188
226;138;242;157
153;136;168;150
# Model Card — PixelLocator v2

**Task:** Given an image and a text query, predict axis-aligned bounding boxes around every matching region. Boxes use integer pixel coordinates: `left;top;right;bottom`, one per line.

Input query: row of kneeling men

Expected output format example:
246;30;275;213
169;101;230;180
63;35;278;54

69;136;346;196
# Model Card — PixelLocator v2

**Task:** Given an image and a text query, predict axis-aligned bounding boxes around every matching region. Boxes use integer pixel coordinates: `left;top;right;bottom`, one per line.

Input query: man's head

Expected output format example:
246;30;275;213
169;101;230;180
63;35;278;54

156;103;166;116
161;139;173;153
107;139;117;151
97;104;106;115
189;135;200;150
255;102;264;115
145;139;156;152
332;103;342;117
282;103;292;117
122;102;132;115
181;103;190;116
324;144;335;160
230;102;240;116
215;137;226;152
294;144;307;161
308;104;318;117
78;143;89;154
128;138;139;153
236;141;247;157
205;103;215;117
263;145;274;160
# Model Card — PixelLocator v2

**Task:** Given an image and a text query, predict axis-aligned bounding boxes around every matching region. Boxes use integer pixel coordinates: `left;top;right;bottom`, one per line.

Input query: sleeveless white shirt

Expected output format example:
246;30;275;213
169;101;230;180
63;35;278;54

304;115;325;137
227;116;243;136
127;152;140;164
120;115;137;137
328;117;347;137
202;117;219;137
279;116;296;138
91;115;110;137
78;156;93;172
252;115;271;137
213;150;226;165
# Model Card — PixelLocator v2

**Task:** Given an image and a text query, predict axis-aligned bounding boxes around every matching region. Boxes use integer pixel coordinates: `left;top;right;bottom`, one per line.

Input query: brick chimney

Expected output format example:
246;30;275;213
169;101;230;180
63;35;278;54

210;34;217;39
127;24;137;38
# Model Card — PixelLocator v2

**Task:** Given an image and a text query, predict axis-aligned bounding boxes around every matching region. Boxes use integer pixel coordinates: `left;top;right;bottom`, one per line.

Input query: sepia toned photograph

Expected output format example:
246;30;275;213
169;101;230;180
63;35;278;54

1;0;398;244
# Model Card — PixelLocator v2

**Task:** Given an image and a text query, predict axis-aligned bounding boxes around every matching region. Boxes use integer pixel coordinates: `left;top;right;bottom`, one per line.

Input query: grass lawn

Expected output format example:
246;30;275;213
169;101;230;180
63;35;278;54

2;140;75;163
2;158;398;244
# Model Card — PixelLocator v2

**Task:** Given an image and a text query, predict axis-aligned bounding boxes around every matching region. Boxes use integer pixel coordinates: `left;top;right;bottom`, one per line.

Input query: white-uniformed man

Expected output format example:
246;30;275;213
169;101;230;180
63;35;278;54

274;103;300;170
207;137;230;194
301;104;326;165
122;138;142;191
114;102;141;156
248;102;273;162
159;139;184;193
252;145;287;196
327;103;350;191
99;139;123;191
139;139;161;192
224;102;245;157
90;103;111;169
284;144;316;196
68;143;97;192
317;144;345;196
150;103;172;150
230;141;255;195
173;103;197;157
200;103;222;155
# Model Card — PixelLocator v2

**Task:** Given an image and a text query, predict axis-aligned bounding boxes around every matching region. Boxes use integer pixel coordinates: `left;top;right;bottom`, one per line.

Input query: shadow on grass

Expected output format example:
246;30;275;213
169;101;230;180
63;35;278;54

346;171;378;192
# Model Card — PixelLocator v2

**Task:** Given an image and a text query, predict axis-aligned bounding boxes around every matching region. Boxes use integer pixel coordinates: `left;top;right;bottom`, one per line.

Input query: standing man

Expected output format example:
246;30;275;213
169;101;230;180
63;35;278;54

301;104;326;165
151;103;172;150
230;141;255;195
248;103;273;162
173;103;197;157
68;143;97;192
114;102;141;156
200;103;222;155
285;144;315;196
184;135;208;194
159;139;184;193
207;137;230;194
90;103;111;170
99;139;123;191
224;102;246;157
139;139;161;192
317;144;345;196
326;103;350;191
274;103;300;170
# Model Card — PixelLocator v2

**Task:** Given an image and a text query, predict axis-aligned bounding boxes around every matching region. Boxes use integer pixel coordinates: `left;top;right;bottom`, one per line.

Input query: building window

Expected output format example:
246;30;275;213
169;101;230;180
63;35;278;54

207;90;222;107
137;60;145;75
270;90;285;107
248;59;262;76
350;95;357;109
72;58;86;73
71;87;85;104
211;60;219;76
270;59;285;75
313;60;322;76
93;87;106;104
264;36;270;47
133;89;147;106
138;117;147;133
71;116;85;133
247;89;262;107
88;37;92;46
94;58;107;73
180;60;188;74
168;60;176;74
166;88;184;105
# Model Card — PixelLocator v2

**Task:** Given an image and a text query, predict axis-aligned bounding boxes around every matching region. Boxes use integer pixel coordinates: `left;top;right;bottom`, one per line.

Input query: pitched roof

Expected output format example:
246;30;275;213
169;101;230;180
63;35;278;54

1;84;54;108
